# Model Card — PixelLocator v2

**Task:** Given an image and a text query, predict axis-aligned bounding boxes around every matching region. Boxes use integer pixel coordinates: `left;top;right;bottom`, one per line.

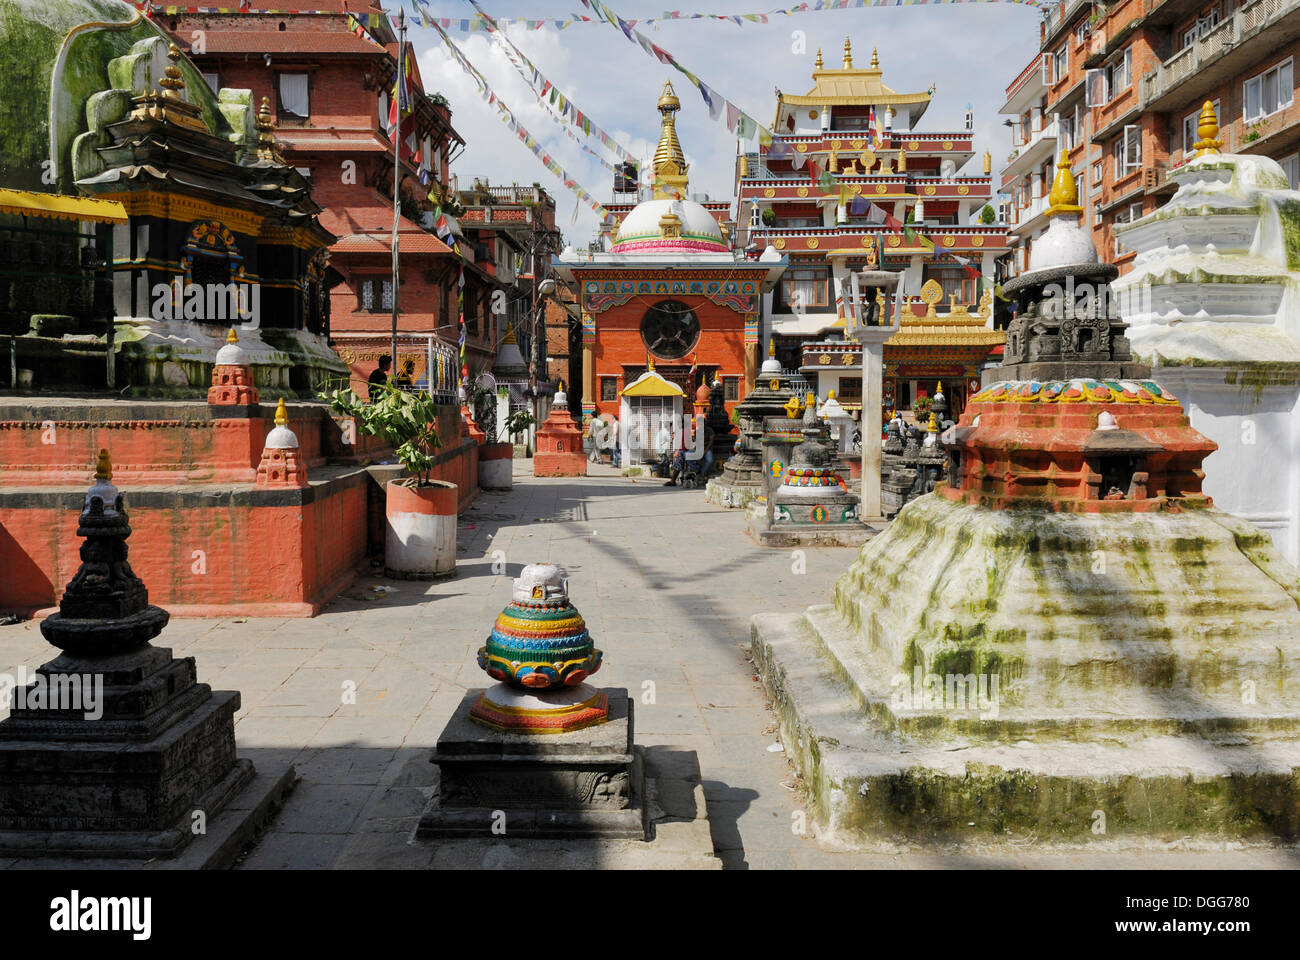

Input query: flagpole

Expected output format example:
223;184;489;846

391;9;406;380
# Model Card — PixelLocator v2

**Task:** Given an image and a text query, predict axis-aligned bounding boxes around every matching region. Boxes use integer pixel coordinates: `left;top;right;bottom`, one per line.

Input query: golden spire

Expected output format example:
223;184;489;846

160;43;186;96
653;81;689;199
983;150;992;175
842;36;853;69
647;355;656;372
815;48;823;69
936;380;944;394
503;321;517;344
94;448;112;482
870;47;879;69
256;96;284;164
1193;100;1223;157
927;412;938;432
275;397;289;427
226;327;239;344
1046;147;1083;216
767;339;776;357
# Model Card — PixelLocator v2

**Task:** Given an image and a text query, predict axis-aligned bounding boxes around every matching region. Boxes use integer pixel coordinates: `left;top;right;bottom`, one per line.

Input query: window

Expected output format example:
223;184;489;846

277;72;309;118
1104;48;1131;99
201;72;219;94
1113;203;1144;256
723;377;739;401
1075;22;1089;46
381;279;394;311
600;377;618;402
1040;52;1053;86
1113;125;1141;177
780;267;830;310
359;279;374;311
1094;208;1102;226
1053;46;1068;84
1281;154;1300;190
1059;113;1075;150
1183;100;1221;155
1092;160;1103;189
1181;7;1222;49
838;377;863;401
1244;59;1294;122
640;300;700;359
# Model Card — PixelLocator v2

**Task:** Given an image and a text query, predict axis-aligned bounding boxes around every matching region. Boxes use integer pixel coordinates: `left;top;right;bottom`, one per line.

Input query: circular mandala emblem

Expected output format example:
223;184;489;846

797;186;809;197
958;185;970;196
875;185;887;194
763;188;775;198
807;238;819;249
972;236;985;247
924;185;936;196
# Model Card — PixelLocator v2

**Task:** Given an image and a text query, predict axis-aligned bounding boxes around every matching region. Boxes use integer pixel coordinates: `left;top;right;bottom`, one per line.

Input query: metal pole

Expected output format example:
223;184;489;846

390;11;405;381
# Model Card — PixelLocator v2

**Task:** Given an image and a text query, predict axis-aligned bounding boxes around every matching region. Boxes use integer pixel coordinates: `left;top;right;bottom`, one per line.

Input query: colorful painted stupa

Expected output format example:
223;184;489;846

471;563;607;733
751;150;1300;844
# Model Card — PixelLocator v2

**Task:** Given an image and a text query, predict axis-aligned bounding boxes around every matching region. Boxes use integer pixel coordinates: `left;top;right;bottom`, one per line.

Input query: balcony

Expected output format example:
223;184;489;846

751;223;1008;255
1007;195;1050;236
1141;0;1300;113
766;131;975;157
1003;118;1060;179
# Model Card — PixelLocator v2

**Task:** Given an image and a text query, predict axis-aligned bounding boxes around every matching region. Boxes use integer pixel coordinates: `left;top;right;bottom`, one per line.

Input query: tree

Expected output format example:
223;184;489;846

761;207;776;227
979;204;996;224
322;381;443;485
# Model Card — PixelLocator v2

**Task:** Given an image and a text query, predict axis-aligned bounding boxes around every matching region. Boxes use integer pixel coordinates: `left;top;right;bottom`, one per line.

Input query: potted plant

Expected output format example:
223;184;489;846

481;408;531;491
322;381;457;579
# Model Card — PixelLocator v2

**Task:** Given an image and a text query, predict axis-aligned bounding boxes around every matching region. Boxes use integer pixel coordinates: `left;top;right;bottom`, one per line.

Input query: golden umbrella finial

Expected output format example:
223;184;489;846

226;327;239;344
94;448;112;482
814;48;823;69
1046;147;1083;216
870;47;879;69
160;43;186;94
1193;100;1223;157
274;397;289;427
767;339;776;357
842;36;853;69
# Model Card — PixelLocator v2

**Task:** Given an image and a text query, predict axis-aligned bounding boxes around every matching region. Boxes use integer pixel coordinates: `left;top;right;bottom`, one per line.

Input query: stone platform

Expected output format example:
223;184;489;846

417;688;647;840
705;477;760;510
751;494;1300;844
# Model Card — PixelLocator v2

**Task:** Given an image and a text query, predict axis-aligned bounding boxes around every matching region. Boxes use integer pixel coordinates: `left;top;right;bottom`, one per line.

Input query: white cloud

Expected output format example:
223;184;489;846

410;3;1043;242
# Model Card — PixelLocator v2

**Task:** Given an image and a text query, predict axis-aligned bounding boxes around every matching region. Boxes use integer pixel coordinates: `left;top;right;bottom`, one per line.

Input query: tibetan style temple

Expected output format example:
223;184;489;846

736;38;1009;423
553;84;786;427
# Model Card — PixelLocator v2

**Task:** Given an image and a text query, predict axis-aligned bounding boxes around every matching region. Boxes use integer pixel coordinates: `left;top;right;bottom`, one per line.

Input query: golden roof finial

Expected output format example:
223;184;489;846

274;397;289;427
1193;100;1223;157
160;43;186;95
653;81;688;199
226;327;239;344
647;354;656;372
870;47;879;69
503;321;517;345
828;389;836;400
767;339;776;357
983;149;992;175
94;448;112;482
927;412;938;432
255;96;284;163
815;48;823;69
1046;147;1083;216
936;380;944;394
842;36;853;69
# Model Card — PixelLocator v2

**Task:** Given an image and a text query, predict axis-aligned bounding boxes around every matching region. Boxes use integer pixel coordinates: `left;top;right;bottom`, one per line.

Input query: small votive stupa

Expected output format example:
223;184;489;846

418;564;645;839
0;451;288;860
752;151;1300;844
707;341;797;508
1111;102;1300;566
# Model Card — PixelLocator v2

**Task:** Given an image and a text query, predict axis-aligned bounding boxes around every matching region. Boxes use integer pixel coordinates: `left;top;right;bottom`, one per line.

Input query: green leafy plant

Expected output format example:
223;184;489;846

501;409;535;441
761;207;776;226
980;203;996;224
321;381;443;485
912;395;934;423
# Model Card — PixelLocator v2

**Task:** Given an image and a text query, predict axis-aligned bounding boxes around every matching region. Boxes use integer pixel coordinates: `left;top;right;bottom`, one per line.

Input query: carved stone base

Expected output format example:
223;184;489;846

417;688;647;840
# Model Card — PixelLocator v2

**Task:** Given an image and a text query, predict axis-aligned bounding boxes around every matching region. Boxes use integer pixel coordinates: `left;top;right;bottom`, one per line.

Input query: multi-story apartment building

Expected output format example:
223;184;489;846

165;1;474;396
1001;0;1300;277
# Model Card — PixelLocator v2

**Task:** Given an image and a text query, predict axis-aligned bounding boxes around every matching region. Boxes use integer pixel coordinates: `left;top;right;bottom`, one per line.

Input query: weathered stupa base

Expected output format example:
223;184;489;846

418;687;647;840
751;495;1300;843
705;477;761;509
744;501;877;548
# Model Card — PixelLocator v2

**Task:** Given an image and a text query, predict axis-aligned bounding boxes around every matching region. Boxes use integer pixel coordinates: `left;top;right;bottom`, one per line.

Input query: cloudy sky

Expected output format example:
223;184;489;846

409;1;1046;244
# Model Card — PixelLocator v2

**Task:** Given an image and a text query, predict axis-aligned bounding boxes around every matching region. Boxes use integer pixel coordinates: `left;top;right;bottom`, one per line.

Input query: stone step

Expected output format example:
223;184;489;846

751;610;1300;843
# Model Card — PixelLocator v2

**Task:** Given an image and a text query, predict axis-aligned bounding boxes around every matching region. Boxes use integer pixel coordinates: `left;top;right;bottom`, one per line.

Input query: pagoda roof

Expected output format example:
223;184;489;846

886;313;1005;348
783;66;931;110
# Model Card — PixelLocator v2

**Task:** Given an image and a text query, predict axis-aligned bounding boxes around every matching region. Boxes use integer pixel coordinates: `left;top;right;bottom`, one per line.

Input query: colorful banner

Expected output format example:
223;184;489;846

420;15;617;226
464;0;639;166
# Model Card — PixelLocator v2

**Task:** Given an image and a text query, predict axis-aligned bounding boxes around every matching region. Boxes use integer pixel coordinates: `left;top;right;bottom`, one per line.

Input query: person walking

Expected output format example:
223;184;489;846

368;355;392;402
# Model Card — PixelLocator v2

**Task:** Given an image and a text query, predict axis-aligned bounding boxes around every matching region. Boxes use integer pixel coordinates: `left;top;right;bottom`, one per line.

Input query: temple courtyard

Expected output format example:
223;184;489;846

1;463;1296;870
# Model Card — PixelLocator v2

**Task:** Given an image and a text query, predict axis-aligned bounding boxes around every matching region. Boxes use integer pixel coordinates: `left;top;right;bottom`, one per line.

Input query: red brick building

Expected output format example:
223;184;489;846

1001;0;1300;278
165;1;488;396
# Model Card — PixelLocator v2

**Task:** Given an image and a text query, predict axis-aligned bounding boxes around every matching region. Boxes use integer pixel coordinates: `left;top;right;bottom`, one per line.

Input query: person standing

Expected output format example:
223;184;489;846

368;354;392;402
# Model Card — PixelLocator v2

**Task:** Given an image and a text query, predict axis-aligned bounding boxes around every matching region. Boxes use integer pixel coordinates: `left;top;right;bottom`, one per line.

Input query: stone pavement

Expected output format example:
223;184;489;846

1;461;1297;868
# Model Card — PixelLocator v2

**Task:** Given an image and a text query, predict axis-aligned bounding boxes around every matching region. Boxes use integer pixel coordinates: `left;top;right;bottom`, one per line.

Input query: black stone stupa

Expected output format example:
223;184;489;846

0;450;267;859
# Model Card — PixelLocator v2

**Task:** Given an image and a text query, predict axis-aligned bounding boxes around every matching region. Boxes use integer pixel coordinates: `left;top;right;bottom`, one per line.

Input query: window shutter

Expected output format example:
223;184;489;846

1086;69;1105;107
1041;53;1053;85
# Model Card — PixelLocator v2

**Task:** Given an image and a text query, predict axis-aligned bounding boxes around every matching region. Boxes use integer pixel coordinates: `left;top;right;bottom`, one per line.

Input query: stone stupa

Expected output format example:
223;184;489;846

1112;102;1300;567
752;151;1300;844
707;340;797;508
